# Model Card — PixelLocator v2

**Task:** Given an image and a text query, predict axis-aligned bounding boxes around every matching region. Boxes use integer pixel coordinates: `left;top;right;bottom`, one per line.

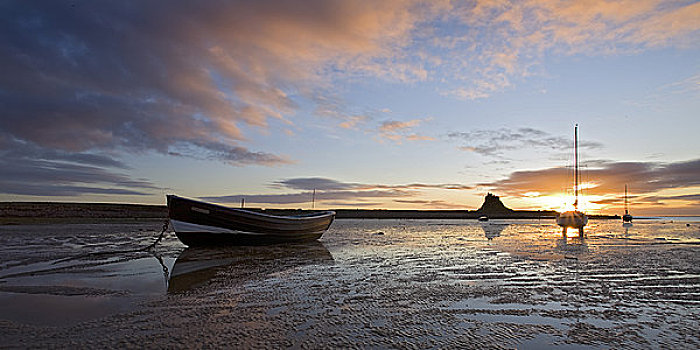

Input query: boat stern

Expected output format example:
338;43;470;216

556;211;589;229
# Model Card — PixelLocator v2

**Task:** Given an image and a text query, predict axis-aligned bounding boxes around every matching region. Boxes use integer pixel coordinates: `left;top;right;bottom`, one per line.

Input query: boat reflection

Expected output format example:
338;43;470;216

555;236;588;256
168;241;333;293
480;223;509;241
622;222;633;236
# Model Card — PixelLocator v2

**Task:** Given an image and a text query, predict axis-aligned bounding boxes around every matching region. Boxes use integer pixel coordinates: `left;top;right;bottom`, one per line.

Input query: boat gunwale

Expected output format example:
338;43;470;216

167;194;335;222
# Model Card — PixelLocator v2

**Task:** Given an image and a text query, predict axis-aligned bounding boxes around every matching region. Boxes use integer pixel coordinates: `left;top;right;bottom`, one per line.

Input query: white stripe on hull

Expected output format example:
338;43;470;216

169;219;325;237
170;219;264;235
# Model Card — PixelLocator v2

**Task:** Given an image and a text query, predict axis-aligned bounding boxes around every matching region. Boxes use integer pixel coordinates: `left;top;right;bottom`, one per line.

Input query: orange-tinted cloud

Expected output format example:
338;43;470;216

478;158;700;214
480;158;700;197
339;116;369;129
1;1;697;199
393;199;466;209
3;0;695;157
0;1;443;167
378;118;434;143
442;0;700;99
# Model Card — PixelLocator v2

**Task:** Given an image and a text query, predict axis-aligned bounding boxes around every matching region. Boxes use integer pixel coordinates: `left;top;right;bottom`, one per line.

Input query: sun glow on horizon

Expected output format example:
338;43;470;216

527;190;605;213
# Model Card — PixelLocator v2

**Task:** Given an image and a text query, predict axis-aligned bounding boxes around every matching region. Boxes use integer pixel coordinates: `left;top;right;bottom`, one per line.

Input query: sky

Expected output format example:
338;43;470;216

1;0;699;216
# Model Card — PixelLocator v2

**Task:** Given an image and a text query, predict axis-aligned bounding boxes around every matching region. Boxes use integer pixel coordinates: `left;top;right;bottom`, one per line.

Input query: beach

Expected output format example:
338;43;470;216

1;218;699;349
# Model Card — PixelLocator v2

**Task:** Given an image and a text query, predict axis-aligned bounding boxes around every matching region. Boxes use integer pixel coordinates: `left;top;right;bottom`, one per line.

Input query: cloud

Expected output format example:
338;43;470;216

632;72;700;108
379;120;423;132
0;1;448;197
449;127;602;157
272;178;358;191
323;201;383;207
377;118;434;143
660;73;700;96
438;0;700;99
272;177;473;191
480;158;700;197
0;133;127;169
0;1;443;169
0;183;151;197
0;134;156;197
592;193;700;206
1;1;696;199
204;177;473;206
642;194;700;204
2;2;695;157
177;140;292;166
372;183;474;191
393;199;465;209
203;189;411;205
339;115;369;129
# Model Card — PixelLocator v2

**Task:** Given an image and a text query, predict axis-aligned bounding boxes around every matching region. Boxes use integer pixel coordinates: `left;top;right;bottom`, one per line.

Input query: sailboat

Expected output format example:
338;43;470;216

557;124;589;236
622;184;633;223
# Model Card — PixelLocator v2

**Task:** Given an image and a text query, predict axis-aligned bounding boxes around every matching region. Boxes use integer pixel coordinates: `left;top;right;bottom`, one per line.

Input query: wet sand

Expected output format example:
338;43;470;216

0;219;698;349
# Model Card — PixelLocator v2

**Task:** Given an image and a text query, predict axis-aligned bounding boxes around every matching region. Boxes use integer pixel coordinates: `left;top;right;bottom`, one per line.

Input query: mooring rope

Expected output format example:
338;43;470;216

144;220;170;251
0;220;172;280
152;251;171;285
49;219;170;265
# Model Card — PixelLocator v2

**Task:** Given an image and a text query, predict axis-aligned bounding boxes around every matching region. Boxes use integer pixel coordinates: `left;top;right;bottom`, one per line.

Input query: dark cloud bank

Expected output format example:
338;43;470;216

0;1;465;199
202;177;473;207
0;1;311;197
1;1;293;159
0;134;157;196
0;1;434;197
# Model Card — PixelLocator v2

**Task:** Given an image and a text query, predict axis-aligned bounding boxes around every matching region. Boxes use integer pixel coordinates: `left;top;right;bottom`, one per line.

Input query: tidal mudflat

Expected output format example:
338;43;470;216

1;218;698;349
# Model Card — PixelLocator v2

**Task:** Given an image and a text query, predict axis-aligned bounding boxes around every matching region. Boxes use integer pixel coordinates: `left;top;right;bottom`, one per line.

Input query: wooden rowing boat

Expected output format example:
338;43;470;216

167;195;335;246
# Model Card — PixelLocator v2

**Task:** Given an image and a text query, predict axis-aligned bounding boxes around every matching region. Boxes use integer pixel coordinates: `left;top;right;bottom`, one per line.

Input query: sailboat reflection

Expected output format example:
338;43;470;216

168;241;333;293
555;236;588;256
622;222;633;236
480;223;509;241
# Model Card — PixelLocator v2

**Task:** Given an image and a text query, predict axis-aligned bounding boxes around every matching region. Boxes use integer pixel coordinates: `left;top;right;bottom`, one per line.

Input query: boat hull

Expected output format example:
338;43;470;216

167;195;335;246
556;210;588;229
622;214;633;223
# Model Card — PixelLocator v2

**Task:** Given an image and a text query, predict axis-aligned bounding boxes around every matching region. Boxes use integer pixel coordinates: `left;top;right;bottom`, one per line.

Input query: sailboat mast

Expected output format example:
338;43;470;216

624;184;629;215
574;124;579;209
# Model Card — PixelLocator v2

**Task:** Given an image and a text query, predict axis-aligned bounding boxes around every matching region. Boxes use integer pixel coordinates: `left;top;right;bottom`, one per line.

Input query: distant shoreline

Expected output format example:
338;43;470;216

0;202;168;224
0;202;621;224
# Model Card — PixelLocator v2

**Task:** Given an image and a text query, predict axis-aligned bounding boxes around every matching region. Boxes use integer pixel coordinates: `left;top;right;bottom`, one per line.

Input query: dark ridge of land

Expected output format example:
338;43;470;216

259;209;617;220
0;202;168;224
0;202;168;218
0;194;620;224
327;208;560;219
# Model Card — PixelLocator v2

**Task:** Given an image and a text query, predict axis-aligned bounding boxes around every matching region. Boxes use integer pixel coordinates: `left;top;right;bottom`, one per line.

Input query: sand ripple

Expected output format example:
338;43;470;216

0;219;698;348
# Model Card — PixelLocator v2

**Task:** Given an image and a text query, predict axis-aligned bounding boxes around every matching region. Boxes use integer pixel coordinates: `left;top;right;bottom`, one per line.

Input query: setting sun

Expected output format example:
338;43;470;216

528;187;605;213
